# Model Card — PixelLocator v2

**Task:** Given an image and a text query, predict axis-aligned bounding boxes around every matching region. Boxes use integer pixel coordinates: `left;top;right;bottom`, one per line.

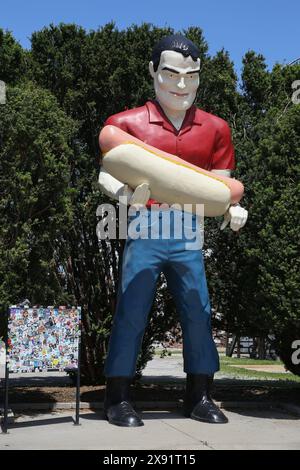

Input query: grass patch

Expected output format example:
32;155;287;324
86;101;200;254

219;361;300;382
153;349;300;382
218;364;300;382
220;356;284;366
220;355;300;381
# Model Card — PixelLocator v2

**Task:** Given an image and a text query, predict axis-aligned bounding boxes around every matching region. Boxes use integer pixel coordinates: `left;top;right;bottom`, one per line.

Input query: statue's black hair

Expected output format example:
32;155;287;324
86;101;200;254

151;34;200;71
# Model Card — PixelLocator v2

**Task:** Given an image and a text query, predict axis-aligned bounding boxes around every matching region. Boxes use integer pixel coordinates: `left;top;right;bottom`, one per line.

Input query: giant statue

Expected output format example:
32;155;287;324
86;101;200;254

98;34;248;427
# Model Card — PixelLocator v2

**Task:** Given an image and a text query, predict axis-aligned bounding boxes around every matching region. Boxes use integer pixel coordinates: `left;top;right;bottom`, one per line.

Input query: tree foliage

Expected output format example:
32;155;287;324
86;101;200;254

0;82;76;328
0;24;299;379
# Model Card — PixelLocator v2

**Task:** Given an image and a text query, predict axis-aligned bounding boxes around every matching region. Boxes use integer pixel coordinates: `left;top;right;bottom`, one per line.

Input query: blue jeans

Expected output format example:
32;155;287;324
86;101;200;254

104;209;219;377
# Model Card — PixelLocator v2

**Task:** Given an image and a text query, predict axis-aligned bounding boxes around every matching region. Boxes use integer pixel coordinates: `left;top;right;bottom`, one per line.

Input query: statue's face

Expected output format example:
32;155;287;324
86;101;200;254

149;50;200;112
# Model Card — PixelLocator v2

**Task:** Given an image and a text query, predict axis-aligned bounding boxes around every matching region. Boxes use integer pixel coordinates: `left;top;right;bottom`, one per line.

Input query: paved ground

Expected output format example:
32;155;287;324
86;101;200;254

1;408;299;450
0;354;231;386
1;349;292;385
1;354;300;449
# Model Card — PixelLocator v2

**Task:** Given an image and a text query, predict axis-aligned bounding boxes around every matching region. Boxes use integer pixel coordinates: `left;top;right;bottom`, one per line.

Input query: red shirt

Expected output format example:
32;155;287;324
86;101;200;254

104;100;235;205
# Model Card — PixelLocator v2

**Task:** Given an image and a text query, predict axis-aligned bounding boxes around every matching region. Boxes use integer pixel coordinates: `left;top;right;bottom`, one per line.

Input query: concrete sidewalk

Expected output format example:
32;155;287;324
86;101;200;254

1;407;300;450
1;354;300;449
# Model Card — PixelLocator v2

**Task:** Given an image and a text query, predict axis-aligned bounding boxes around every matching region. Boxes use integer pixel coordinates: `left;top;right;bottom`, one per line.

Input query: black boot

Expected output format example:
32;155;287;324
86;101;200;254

183;374;228;424
104;377;144;427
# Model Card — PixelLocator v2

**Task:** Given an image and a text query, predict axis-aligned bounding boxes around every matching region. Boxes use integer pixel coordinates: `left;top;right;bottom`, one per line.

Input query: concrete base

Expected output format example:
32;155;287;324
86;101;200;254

0;407;299;450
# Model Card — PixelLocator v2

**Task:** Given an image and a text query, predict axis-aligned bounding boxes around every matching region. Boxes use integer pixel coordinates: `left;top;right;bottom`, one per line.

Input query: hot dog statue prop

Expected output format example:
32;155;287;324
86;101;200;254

99;125;244;217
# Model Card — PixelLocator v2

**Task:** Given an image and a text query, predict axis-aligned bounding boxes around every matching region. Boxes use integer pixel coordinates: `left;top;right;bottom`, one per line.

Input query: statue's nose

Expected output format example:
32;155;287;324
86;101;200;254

177;77;186;89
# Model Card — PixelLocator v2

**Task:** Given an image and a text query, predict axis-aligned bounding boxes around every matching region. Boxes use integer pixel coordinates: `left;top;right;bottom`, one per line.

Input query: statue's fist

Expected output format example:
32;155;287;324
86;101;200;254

220;204;248;231
121;184;134;202
129;183;151;207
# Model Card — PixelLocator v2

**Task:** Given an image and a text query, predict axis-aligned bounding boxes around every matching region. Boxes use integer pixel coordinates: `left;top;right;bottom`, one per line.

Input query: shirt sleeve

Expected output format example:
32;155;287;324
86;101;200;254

104;114;128;132
211;120;235;170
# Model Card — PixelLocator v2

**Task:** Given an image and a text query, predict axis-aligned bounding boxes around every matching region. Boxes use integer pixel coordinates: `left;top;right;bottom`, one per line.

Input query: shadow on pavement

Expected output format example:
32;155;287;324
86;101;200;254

2;414;75;430
141;375;185;383
81;410;185;421
2;374;72;387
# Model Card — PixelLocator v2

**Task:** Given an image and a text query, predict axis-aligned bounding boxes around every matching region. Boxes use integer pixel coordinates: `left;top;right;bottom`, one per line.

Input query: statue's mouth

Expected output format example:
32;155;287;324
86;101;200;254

169;92;189;97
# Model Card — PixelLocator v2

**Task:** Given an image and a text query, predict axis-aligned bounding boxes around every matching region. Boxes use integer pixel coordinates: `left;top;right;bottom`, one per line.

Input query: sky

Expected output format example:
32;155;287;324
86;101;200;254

0;0;299;74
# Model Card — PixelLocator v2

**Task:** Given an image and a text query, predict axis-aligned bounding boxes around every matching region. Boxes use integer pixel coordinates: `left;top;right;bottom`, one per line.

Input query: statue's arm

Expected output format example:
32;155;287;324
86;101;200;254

211;125;248;231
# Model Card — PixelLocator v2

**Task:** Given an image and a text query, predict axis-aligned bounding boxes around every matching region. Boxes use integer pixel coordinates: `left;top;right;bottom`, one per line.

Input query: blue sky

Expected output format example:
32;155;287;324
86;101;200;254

1;0;299;74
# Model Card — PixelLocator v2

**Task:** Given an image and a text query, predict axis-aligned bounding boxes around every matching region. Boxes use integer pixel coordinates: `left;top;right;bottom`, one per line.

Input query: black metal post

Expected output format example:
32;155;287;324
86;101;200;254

2;354;9;433
2;310;10;434
74;333;81;426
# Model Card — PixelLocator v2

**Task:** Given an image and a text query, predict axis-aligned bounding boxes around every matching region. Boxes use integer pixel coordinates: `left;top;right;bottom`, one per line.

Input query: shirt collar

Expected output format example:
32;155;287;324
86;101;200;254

146;100;203;134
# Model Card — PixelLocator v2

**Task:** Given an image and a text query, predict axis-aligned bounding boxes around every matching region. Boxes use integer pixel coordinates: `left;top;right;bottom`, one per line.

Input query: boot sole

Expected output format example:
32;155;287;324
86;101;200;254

107;419;144;427
190;413;228;424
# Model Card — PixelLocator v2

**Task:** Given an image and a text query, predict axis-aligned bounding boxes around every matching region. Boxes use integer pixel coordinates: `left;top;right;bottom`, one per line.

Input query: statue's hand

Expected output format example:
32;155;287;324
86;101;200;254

121;184;134;203
220;204;248;231
128;183;151;207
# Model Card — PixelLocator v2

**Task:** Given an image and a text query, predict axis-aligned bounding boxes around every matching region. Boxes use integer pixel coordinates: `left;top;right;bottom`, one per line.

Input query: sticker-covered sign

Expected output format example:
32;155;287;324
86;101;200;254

0;340;5;378
8;306;81;373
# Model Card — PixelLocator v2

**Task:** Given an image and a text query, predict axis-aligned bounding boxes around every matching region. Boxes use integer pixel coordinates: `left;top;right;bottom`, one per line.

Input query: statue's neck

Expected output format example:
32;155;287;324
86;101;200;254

156;99;186;131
